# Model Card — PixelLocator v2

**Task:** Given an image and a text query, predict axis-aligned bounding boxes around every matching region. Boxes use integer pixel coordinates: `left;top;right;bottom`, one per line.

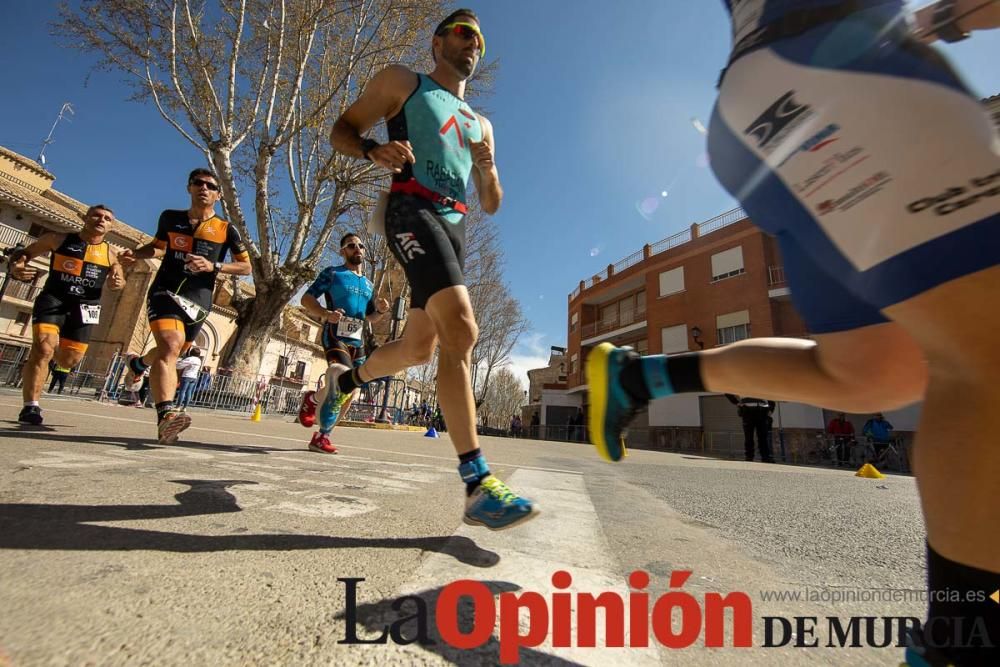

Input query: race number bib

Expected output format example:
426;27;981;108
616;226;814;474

80;304;101;325
336;316;364;341
167;291;207;321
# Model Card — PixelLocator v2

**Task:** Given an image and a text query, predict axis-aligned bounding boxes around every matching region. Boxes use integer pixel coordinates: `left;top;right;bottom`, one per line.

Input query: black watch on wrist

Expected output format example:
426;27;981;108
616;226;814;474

933;0;971;43
360;138;380;161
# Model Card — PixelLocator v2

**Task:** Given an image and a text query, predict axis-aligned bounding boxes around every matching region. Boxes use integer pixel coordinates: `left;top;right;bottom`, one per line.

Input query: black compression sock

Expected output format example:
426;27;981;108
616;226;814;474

620;352;706;401
619;354;652;400
337;367;363;394
155;401;174;421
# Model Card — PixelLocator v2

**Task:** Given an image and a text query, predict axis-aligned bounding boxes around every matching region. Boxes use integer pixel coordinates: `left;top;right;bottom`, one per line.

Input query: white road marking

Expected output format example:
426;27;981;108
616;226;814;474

1;402;584;476
393;469;661;665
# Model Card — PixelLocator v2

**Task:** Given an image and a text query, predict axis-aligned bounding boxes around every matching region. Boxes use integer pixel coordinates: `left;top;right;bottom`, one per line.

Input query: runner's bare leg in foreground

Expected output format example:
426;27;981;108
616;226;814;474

589;2;1000;664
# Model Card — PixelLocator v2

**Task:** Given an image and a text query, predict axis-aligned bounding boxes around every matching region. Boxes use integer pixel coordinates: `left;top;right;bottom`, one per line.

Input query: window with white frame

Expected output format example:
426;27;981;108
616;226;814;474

716;310;750;345
661;324;688;354
658;266;684;297
710;246;745;281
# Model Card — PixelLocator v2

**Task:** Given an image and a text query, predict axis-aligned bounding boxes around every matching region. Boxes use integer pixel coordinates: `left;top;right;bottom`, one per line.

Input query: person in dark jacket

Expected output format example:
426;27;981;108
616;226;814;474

726;394;776;463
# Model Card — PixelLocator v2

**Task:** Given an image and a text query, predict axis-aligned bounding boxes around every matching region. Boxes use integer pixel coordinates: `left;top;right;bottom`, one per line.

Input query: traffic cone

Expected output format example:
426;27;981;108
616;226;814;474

855;463;885;479
424;427;438;438
251;403;262;422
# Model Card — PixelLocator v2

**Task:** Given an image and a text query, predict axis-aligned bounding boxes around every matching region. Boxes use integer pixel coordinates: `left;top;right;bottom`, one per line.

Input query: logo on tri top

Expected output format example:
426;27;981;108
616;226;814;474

440;115;466;148
62;259;79;272
745;91;813;154
395;232;425;262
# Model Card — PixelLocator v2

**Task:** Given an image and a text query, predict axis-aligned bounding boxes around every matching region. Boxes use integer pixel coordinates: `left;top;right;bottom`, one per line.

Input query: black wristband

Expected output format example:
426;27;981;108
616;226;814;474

360;138;380;161
932;0;970;42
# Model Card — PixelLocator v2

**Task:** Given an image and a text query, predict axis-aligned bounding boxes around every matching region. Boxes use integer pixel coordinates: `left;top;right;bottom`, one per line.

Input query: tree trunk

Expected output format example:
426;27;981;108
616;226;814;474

220;279;297;375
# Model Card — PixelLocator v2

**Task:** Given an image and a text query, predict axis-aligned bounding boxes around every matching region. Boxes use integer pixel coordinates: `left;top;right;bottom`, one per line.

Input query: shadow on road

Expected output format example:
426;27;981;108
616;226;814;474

0;479;499;567
1;420;64;431
334;581;582;666
0;429;283;454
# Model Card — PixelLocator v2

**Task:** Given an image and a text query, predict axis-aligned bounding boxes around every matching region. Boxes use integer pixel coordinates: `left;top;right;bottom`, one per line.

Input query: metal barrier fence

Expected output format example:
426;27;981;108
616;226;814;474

2;344;417;422
107;356;413;422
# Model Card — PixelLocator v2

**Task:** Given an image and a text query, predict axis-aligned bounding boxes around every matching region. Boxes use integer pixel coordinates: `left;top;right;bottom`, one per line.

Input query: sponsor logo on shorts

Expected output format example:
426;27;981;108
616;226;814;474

777;123;840;167
395;232;426;262
745;91;813;153
907;169;1000;216
817;171;892;216
793;147;868;198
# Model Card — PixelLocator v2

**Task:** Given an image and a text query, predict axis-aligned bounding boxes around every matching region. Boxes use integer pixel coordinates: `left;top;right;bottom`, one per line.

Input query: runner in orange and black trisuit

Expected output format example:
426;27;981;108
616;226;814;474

119;168;251;444
9;204;126;425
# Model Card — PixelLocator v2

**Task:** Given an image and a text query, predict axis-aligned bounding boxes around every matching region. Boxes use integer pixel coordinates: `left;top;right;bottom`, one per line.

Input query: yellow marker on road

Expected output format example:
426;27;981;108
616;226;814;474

855;463;885;479
250;403;262;422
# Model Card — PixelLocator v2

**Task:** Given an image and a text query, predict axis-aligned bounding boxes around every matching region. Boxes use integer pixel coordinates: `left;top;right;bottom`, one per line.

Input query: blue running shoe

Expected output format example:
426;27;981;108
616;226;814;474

586;342;645;462
463;476;538;531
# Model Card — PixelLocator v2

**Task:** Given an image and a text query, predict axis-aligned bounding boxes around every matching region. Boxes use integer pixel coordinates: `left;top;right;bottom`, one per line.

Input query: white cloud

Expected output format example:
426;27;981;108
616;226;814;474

505;353;550;393
520;332;547;357
504;333;550;392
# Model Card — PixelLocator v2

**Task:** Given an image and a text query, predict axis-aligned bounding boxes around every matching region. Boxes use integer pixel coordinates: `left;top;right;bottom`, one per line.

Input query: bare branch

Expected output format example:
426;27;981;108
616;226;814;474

182;0;226;129
225;0;247;131
145;63;205;150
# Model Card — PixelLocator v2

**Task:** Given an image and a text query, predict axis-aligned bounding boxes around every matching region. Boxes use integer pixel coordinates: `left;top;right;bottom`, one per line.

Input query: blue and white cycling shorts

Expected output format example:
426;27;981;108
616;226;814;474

708;6;1000;334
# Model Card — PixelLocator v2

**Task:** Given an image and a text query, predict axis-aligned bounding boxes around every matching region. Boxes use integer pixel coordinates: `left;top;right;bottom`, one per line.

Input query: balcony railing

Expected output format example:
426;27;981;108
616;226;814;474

581;306;647;340
0;223;35;249
768;265;786;286
1;278;44;302
569;207;746;302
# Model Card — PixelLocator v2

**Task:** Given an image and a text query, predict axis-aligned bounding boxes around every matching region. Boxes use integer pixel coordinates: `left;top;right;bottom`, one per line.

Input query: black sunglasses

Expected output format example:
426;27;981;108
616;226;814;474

343;242;365;250
190;178;220;192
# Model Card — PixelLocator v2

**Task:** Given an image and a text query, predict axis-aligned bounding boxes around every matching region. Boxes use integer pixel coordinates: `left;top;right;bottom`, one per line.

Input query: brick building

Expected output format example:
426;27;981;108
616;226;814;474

560;207;842;453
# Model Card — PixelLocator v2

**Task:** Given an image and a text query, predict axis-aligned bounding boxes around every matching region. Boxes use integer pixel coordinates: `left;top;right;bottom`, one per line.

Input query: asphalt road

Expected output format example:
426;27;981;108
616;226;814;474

0;390;929;666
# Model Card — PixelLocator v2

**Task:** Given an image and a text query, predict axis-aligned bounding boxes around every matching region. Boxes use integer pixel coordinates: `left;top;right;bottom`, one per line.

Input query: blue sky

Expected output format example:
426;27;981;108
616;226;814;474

1;1;998;384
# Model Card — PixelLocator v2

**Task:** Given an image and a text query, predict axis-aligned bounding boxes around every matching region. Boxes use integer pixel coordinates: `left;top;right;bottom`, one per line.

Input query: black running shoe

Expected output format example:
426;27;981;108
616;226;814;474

18;405;43;425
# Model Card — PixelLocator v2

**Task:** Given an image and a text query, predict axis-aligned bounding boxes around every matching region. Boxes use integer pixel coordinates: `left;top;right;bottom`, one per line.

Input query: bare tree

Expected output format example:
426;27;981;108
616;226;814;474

55;0;449;373
479;366;525;432
462;208;529;407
